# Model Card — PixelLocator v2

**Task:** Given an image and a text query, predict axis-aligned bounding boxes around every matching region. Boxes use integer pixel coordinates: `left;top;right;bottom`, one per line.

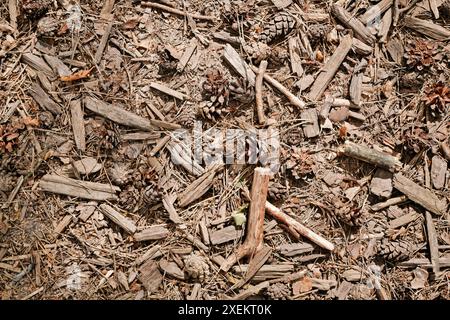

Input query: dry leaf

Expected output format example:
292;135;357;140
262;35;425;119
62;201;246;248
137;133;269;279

60;67;94;82
122;19;139;30
23;117;40;127
410;268;428;289
292;277;313;295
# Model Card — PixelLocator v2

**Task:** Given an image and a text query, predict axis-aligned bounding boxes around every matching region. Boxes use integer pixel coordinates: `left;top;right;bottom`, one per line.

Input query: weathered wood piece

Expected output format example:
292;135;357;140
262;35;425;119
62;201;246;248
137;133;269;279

389;211;420;229
255;60;268;125
393;174;446;216
236;246;272;288
232;263;295;282
288;37;303;77
350;73;363;107
379;8;393;43
371;195;408;211
159;260;185;280
138;259;163;292
69;99;86;152
404;16;450;40
370;169;393;198
95;20;114;64
54;215;72;237
277;243;315;257
141;1;215;21
162;194;182;224
177;38;197;73
425;211;440;274
43;54;71;77
21;53;54;77
338;141;402;172
121;132;161;141
301;108;320;138
352;38;373;55
331;5;376;45
399;258;450;269
308;35;353;101
178;164;222;207
249;64;305;108
29;83;62;115
221;168;272;271
167;141;204;176
134;226;169;242
431;155;446;190
150;82;187;100
84;96;155;131
212;31;242;46
223;44;256;86
210;225;243;245
360;0;393;24
40;175;119;201
99;204;137;234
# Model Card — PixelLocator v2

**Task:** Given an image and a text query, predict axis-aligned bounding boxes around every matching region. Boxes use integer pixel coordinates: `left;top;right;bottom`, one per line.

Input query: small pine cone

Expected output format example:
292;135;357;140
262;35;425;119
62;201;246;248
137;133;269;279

269;46;289;66
268;182;287;201
243;41;271;64
184;253;210;283
378;239;412;262
308;24;330;47
143;181;162;206
198;100;226;120
0;172;16;193
283;127;303;146
266;283;290;300
229;79;255;104
176;106;197;128
108;163;131;186
38;110;54;128
21;0;51;20
259;12;296;44
119;186;140;211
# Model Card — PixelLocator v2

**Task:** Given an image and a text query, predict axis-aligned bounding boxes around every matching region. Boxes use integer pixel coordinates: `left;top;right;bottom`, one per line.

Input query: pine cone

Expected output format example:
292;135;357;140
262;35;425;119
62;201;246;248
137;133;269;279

200;69;230;120
404;40;439;71
0;172;16;193
21;0;51;20
143;181;162;206
176;106;197;128
268;182;287;201
308;24;330;47
266;283;290;300
335;207;364;227
259;12;296;44
229;78;255;104
184;253;210;283
283;127;303;146
243;41;271;64
119;185;140;211
378;239;412;262
269;46;289;66
108;163;131;186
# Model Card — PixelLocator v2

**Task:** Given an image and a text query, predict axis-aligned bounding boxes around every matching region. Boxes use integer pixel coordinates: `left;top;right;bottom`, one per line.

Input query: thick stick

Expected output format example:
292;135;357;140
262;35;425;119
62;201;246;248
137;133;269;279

141;2;215;21
255;60;268;125
221;168;272;271
338;141;402;172
265;201;335;251
249;65;305;108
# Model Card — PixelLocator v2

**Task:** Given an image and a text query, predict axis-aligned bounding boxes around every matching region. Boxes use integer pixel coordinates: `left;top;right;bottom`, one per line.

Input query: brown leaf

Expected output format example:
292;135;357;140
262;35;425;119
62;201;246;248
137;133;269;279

122;19;139;30
292;277;313;295
23;117;39;127
60;67;94;82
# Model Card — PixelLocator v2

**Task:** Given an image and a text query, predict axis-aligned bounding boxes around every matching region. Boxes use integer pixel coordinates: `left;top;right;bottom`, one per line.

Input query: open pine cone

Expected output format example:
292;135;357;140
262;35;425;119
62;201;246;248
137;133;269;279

143;180;162;206
266;282;290;300
378;239;413;262
404;40;440;71
259;12;296;43
199;69;230;120
422;82;450;113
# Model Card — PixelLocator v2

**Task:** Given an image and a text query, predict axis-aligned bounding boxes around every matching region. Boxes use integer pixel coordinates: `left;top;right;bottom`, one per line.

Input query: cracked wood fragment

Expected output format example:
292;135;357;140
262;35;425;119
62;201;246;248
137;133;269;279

99;204;137;234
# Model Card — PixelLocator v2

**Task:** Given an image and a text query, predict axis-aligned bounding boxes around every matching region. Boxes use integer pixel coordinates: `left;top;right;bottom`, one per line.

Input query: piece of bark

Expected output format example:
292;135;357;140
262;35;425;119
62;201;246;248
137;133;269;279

393;173;446;216
149;82;187;100
348;110;366;122
301;108;320;138
134;226;169;242
135;245;162;266
29;82;62;115
288;37;303;77
359;0;393;25
338;141;402;172
162;194;182;224
371;195;408;211
33;252;41;286
223;44;256;86
331;5;376;45
159;260;185;280
95;20;114;64
149;135;171;156
255;60;268;125
389;211;420;229
43;54;71;77
210;225;243;245
178;164;222;207
431;155;447;190
277;243;315;257
84;96;155;131
404;16;450;40
386;37;404;64
336;281;353;300
54;215;72;237
231;246;272;290
370;169;393;198
399;258;450;269
199;217;210;245
352;38;373;55
232;264;295;282
229;281;270;300
249;65;305;108
138;259;163;293
425;211;440;274
379;8;393;43
221;168;272;271
212;31;242;46
21;53;54;77
342;269;366;283
177;38;197;73
121;132;161;141
350;73;363;107
69;99;86;152
40;175;119;201
308;35;353;101
99;204;137;234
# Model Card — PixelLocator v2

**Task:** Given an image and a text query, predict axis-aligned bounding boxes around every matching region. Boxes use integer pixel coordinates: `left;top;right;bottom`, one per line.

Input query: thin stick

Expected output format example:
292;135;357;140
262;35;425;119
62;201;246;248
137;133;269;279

221;168;272;271
141;2;215;21
249;65;305;108
255;60;268;125
265;201;335;251
95;20;114;64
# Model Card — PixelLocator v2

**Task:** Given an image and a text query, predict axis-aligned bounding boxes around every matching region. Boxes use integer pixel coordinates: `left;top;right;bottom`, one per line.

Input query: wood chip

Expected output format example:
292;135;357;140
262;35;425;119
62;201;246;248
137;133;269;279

159;260;185;280
177;38;197;73
99;204;137;234
29;82;62;115
277;243;315;256
370;169;393;198
43;54;71;77
150;82;188;100
21;53;54;77
301;108;320;138
331;5;375;45
232;264;294;282
223;44;256;86
134;226;169;242
425;211;440;274
430;155;447;190
138;259;163;292
404;16;450;40
209;225;243;245
72;157;102;175
388;211;420;229
69;99;86;152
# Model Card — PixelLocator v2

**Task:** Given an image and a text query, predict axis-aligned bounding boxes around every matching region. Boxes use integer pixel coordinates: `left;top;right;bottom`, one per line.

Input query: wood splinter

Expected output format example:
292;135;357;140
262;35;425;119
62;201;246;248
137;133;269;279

221;167;272;272
255;60;268;125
